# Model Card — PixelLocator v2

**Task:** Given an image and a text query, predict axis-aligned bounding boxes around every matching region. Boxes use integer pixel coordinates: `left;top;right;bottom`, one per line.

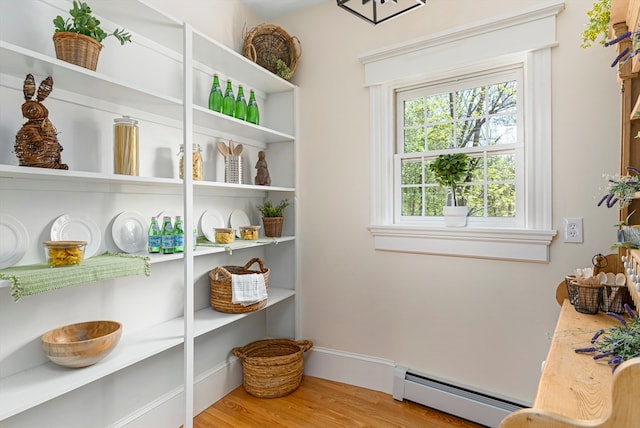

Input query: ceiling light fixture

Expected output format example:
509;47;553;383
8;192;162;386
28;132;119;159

337;0;427;25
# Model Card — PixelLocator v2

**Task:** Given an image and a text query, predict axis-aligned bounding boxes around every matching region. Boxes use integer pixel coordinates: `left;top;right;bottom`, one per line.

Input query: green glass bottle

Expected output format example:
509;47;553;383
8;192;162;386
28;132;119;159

246;89;259;125
234;85;247;121
173;215;185;253
208;74;223;112
148;216;161;253
222;80;235;117
160;216;174;254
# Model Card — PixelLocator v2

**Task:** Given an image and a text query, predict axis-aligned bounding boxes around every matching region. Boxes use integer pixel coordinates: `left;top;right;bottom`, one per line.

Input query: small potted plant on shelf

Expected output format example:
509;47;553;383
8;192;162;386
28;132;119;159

428;153;472;227
257;198;290;237
53;1;132;71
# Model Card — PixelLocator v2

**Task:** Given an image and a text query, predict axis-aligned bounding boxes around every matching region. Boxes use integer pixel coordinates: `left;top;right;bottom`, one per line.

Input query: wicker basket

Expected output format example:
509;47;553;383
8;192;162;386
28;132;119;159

209;258;269;314
262;217;283;237
600;285;631;313
53;32;103;71
242;24;301;80
232;338;313;398
571;280;603;314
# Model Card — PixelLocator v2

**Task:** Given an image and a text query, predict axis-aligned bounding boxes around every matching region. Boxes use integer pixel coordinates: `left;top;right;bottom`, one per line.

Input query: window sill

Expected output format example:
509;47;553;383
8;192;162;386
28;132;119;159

368;225;557;262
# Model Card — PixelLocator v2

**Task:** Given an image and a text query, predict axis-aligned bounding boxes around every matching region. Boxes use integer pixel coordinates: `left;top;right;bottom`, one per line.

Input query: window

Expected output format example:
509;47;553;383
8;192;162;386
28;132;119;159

396;69;523;228
358;2;562;262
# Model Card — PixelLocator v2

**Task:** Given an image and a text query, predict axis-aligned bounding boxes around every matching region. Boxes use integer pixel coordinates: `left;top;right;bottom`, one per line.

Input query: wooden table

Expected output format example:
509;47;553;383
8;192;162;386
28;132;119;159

499;300;640;428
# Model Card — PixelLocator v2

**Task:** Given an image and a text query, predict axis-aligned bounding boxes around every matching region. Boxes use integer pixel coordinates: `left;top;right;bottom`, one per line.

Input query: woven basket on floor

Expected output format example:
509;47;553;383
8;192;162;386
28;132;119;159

232;338;313;398
242;24;301;80
53;32;103;71
209;258;270;314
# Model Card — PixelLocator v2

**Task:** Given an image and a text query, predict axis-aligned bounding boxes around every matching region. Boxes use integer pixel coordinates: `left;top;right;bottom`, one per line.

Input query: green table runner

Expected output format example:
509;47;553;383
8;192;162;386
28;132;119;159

1;253;150;301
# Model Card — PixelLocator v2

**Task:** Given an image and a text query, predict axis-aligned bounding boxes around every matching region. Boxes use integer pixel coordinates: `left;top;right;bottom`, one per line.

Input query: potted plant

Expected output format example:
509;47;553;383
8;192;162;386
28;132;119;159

428;153;472;227
257;198;290;237
598;166;640;248
53;1;131;71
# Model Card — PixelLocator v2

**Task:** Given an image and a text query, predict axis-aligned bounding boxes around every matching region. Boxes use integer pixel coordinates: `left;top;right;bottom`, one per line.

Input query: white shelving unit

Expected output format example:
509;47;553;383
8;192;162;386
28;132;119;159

0;1;298;427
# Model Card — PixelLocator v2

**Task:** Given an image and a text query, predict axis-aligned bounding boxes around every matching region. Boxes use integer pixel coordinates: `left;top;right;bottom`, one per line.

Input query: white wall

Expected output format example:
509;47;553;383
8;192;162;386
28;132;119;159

264;0;620;404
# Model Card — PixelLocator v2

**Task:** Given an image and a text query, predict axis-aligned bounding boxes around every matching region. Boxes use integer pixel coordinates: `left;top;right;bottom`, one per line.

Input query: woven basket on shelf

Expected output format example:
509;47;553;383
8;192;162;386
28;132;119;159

261;217;283;237
209;258;270;314
53;32;103;71
242;24;301;80
232;338;313;398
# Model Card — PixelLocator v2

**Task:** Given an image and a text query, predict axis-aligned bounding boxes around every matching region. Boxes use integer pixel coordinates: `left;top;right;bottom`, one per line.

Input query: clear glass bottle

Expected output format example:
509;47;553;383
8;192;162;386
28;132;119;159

222;80;235;116
174;216;185;253
178;144;203;181
113;116;139;176
208;74;223;113
234;85;247;121
148;216;161;253
246;89;259;125
161;216;174;254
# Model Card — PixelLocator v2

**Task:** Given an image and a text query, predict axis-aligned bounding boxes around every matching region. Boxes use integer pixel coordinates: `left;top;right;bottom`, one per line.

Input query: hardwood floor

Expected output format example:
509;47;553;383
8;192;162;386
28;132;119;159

194;376;485;428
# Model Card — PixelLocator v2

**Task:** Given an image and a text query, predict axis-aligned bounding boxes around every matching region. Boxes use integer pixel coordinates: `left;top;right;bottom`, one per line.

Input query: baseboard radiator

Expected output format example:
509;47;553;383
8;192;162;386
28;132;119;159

392;367;525;428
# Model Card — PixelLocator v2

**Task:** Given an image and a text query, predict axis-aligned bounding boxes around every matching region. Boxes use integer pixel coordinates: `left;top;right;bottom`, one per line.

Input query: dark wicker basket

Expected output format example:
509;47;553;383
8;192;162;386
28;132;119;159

232;338;313;398
571;280;602;314
243;24;301;80
209;258;269;314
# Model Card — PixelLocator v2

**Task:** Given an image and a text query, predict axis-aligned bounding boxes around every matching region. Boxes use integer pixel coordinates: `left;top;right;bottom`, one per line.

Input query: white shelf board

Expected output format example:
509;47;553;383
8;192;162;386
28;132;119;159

0;286;294;420
0;165;295;195
0;237;295;289
193;105;294;143
0;41;184;121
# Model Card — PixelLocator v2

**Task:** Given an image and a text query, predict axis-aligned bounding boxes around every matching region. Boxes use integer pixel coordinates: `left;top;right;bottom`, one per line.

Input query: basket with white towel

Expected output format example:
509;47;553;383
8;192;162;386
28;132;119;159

209;258;270;313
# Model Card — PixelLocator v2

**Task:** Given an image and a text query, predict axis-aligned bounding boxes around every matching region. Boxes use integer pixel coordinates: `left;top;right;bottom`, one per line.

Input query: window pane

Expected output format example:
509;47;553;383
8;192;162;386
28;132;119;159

427;124;453;150
487;183;516;217
426;93;452;122
487;154;515;181
464;184;485;217
456;87;484;118
401;159;423;185
404;128;425;153
456;119;484;147
487;81;517;114
469;157;484;181
404;98;424;126
485;114;517;145
402;187;422;216
425;186;445;216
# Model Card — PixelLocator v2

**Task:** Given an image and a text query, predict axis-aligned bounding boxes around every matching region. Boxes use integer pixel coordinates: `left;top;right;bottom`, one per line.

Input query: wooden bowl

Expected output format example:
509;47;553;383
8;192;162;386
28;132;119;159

41;320;122;368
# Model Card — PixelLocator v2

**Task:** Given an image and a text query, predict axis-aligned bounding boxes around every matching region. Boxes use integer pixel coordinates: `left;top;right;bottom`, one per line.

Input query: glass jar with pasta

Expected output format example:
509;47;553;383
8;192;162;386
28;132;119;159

179;143;203;180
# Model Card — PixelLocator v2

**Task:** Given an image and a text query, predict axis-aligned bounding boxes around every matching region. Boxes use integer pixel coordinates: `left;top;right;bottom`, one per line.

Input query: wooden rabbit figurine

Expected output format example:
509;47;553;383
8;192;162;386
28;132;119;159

14;74;68;169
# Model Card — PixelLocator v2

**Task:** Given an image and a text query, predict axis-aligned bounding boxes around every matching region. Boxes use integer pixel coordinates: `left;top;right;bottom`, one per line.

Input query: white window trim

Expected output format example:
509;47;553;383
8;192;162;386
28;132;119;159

359;1;563;262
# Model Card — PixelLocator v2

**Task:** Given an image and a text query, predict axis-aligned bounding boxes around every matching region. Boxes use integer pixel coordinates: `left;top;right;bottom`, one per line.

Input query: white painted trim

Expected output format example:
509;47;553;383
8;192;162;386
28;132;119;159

303;346;396;394
368;225;556;262
362;1;562;262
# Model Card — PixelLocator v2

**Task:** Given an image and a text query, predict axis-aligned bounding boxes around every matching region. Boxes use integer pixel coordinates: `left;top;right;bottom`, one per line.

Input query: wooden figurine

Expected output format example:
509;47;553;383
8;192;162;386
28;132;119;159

14;74;68;170
254;150;271;186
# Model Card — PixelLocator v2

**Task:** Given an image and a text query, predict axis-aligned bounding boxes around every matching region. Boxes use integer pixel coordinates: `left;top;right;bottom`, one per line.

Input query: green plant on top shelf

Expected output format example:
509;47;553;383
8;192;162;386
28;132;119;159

257;199;290;218
53;1;132;45
269;55;293;80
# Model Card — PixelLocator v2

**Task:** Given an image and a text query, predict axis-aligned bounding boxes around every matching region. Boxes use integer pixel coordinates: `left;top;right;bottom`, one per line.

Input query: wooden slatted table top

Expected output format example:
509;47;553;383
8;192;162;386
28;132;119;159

533;300;619;420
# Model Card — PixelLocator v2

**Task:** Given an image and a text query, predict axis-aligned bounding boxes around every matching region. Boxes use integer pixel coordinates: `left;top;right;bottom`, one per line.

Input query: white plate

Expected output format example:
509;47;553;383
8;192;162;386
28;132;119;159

0;213;29;269
51;213;101;258
200;209;226;242
112;211;148;253
229;209;252;238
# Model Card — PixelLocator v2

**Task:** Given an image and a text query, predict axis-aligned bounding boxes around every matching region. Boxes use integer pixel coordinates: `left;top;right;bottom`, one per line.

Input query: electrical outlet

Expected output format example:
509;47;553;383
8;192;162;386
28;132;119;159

564;217;583;243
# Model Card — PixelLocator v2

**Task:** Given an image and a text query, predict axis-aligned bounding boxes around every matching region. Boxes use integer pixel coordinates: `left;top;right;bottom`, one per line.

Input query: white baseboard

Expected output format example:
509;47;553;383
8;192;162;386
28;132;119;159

303;346;396;395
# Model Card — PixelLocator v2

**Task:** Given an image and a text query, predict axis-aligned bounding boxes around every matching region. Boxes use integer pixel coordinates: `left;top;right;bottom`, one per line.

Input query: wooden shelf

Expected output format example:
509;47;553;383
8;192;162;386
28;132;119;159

500;300;640;427
0;287;294;420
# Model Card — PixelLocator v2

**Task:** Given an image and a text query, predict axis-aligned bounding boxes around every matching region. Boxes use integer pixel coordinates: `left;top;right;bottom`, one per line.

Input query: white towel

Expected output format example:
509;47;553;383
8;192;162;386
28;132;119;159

231;273;267;306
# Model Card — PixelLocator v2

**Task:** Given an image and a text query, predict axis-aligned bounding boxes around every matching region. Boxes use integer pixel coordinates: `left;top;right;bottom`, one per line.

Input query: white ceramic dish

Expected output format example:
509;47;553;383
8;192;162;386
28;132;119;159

229;209;251;238
200;209;226;242
51;213;101;258
112;211;148;253
0;213;29;269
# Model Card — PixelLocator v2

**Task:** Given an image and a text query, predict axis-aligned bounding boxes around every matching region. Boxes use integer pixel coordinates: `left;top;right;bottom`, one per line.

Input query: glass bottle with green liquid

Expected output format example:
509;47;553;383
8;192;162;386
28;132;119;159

222;80;235;117
161;216;174;254
208;74;223;112
234;85;247;121
174;215;185;253
246;89;259;125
